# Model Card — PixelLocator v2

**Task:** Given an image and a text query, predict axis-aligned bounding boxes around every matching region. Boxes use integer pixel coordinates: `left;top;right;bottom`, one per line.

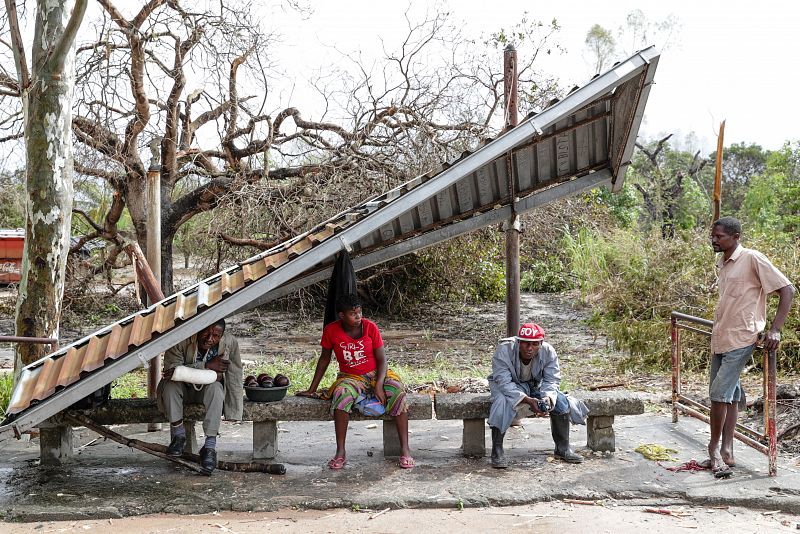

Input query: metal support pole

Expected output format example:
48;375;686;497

503;44;520;337
671;316;679;423
146;155;162;431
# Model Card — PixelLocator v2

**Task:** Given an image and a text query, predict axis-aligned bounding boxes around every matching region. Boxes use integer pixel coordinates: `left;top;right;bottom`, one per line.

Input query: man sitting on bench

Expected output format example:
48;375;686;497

157;319;243;473
488;322;583;468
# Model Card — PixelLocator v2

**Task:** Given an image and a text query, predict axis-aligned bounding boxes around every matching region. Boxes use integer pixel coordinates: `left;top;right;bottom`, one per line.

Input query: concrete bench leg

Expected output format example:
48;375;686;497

587;415;615;452
184;421;198;454
383;419;401;457
39;424;73;466
462;418;486;457
253;420;277;459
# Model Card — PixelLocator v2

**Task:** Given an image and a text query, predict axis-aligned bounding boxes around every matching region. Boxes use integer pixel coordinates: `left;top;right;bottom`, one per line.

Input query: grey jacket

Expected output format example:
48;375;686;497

487;338;562;432
158;331;244;421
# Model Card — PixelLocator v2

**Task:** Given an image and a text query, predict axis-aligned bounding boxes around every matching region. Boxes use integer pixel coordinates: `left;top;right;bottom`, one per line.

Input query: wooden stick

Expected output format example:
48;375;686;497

563;499;600;506
589;383;626;391
369;508;391;520
65;412;285;474
65;412;209;475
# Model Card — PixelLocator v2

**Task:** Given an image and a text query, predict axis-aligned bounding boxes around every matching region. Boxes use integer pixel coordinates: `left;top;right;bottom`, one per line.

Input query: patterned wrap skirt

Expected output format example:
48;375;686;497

322;369;408;416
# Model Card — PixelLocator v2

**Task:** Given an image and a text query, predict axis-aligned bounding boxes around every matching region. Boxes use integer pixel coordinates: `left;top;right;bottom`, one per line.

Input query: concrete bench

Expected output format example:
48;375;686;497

433;391;645;456
39;394;432;465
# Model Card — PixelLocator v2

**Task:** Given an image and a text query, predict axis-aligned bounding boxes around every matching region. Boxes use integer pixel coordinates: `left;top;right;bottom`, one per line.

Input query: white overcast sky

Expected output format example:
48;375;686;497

268;0;799;153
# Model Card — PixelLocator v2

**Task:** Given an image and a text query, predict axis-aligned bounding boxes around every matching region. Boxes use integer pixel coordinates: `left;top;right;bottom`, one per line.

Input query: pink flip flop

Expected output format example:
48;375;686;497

327;456;346;470
399;455;415;469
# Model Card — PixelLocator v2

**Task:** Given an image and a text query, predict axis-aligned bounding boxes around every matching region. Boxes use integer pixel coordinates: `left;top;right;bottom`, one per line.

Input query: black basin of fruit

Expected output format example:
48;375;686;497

244;384;289;402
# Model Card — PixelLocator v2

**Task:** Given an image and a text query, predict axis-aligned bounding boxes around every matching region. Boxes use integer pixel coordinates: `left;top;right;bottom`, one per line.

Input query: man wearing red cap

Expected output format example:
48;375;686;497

487;322;584;467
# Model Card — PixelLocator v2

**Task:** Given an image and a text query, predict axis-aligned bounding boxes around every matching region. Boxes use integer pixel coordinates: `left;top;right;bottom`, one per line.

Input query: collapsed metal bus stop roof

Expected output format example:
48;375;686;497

0;47;660;442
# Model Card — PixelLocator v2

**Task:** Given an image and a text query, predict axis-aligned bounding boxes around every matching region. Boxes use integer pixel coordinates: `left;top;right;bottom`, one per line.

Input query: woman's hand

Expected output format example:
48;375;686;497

374;381;386;404
296;389;319;398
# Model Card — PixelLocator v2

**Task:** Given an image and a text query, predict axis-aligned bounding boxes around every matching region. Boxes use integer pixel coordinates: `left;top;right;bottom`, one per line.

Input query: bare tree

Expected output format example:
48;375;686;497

3;4;566;295
4;0;87;369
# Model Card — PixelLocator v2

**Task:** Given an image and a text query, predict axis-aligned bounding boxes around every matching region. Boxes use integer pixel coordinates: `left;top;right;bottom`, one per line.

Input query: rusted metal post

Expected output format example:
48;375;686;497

767;348;777;476
503;44;520;337
146;144;162;431
671;316;679;423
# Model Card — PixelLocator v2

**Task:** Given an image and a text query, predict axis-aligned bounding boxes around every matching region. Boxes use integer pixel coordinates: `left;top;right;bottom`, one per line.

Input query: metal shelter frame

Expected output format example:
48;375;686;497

670;311;778;476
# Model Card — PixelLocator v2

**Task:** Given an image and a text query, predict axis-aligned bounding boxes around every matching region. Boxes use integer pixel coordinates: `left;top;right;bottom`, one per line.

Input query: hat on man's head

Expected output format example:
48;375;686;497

516;323;545;341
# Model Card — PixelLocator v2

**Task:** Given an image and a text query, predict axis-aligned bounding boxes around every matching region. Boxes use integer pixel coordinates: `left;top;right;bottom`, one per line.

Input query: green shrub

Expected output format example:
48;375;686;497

0;373;13;414
566;226;799;372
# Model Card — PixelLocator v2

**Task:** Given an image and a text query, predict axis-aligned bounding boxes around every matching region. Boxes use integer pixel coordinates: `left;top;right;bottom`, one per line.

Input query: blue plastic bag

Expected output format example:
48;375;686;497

354;394;385;416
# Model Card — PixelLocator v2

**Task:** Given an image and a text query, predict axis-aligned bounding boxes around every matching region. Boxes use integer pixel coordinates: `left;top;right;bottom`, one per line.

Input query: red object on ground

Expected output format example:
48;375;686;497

0;229;25;283
665;459;710;472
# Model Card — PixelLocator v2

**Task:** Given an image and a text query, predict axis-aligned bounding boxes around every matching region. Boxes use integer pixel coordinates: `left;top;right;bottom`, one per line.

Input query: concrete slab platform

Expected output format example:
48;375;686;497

1;412;799;522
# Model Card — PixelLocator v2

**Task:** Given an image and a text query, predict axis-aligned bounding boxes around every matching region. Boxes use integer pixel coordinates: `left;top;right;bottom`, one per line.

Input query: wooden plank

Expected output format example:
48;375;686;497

83;333;111;372
106;322;134;359
153;301;177;333
56;344;88;387
129;312;155;347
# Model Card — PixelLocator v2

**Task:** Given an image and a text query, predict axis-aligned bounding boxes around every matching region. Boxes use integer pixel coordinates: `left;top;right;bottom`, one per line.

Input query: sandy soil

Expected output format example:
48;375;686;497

2;502;797;533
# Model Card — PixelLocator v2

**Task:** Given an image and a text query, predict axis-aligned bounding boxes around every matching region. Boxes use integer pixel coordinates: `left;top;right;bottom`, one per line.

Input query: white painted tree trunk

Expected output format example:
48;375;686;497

14;0;82;369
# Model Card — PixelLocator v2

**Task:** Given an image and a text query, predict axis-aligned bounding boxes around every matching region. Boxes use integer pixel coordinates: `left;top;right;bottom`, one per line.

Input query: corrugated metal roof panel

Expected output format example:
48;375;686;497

0;47;660;441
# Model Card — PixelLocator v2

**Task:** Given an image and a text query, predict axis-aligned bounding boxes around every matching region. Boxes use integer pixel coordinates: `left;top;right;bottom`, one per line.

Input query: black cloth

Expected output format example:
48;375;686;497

323;250;357;327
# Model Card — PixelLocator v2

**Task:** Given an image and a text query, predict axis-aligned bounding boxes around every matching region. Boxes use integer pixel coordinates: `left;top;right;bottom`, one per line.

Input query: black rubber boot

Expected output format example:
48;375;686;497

550;413;583;464
490;426;508;468
199;446;217;473
166;435;187;457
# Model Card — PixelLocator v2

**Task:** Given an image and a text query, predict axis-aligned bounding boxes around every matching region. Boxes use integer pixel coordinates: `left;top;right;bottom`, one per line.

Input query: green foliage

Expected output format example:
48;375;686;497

566;223;799;372
521;255;573;293
111;369;148;399
0;373;14;414
0;171;25;228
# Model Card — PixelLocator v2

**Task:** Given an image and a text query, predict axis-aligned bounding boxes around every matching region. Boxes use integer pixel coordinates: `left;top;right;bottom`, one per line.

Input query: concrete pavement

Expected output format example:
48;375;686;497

1;409;799;522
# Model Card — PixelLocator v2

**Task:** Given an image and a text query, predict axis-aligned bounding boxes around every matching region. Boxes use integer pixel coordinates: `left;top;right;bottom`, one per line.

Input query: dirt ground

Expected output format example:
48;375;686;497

3;502;798;533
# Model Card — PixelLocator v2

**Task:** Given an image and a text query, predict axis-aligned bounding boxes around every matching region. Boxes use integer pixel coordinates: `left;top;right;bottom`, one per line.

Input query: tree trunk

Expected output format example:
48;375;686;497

14;0;86;369
161;229;176;295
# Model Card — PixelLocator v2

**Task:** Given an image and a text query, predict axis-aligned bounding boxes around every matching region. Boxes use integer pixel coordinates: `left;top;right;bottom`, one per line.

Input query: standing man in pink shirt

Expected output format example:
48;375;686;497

706;217;795;477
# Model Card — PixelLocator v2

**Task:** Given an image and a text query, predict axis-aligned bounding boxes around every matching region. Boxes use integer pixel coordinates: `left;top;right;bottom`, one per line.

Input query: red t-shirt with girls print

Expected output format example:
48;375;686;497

321;318;383;375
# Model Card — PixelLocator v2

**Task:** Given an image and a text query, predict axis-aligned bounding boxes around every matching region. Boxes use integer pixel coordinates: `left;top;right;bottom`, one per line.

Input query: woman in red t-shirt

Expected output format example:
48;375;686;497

297;294;413;470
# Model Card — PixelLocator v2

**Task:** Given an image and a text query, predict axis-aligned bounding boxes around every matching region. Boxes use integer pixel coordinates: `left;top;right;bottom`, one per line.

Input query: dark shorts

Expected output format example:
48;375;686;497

709;344;755;403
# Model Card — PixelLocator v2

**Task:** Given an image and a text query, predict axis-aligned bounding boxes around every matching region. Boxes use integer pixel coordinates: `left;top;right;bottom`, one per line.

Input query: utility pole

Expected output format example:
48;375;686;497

503;44;520;337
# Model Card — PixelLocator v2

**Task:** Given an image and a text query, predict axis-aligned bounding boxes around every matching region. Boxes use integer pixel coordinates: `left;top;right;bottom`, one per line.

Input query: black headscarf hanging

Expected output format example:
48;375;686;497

323;250;357;327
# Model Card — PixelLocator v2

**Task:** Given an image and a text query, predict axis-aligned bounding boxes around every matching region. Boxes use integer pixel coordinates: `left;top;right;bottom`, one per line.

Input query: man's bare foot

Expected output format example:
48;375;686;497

720;449;736;467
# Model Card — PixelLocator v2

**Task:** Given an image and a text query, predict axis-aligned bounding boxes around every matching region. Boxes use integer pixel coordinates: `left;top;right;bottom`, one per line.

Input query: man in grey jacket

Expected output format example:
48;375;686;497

157;319;243;473
488;322;583;468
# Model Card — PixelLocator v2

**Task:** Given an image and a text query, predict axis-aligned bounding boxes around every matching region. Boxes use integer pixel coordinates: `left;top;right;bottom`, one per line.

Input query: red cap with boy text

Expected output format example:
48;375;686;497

516;323;545;341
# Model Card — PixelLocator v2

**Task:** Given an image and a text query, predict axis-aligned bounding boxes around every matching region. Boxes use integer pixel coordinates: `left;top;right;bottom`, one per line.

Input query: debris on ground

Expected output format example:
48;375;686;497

635;443;679;461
